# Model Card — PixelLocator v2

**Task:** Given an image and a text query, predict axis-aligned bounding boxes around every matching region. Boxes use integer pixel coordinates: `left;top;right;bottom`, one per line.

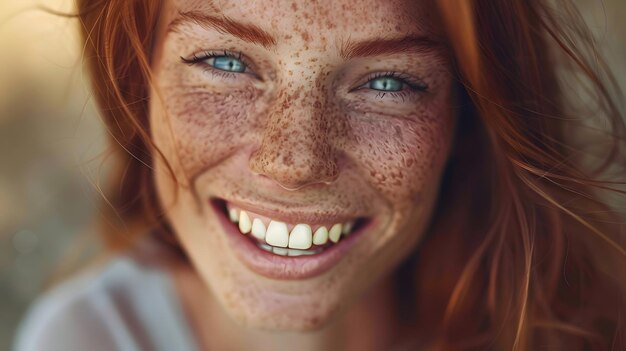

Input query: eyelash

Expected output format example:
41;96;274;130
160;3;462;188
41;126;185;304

180;50;255;79
358;71;429;101
180;51;429;100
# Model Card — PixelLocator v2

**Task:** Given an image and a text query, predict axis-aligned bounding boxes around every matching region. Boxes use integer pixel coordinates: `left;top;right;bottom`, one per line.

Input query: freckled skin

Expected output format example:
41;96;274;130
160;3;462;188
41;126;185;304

151;0;455;348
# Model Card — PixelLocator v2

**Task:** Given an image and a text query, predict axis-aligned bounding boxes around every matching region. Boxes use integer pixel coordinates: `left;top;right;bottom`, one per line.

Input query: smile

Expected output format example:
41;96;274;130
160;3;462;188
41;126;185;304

227;203;357;257
210;198;372;279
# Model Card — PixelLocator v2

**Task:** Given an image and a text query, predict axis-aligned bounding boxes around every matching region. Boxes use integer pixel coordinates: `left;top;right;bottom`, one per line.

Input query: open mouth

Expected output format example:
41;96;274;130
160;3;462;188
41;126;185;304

211;198;368;258
210;197;374;279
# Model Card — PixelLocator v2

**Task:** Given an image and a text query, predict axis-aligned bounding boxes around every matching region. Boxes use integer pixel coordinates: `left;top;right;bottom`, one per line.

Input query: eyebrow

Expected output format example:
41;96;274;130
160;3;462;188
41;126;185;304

169;11;442;59
339;36;443;60
168;11;277;48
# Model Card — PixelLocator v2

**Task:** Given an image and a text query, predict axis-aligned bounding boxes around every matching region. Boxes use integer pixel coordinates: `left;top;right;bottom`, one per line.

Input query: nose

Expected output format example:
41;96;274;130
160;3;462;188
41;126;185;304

249;91;339;190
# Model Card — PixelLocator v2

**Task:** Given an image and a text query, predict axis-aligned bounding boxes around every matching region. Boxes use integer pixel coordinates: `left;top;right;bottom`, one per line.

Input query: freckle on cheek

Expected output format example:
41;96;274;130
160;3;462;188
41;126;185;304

346;112;450;203
161;85;265;175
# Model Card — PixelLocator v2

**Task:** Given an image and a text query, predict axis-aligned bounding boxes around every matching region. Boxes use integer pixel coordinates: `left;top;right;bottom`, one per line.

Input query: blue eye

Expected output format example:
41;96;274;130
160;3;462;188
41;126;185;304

367;77;403;92
210;56;247;73
181;51;251;75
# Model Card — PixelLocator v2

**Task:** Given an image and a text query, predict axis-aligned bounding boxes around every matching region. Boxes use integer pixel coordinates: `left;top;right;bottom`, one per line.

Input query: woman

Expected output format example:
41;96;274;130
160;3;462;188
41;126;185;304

15;0;626;350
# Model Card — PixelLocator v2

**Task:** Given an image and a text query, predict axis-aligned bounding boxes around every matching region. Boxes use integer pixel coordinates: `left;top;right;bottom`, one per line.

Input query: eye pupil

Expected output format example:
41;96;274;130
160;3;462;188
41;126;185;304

212;56;246;72
369;77;402;92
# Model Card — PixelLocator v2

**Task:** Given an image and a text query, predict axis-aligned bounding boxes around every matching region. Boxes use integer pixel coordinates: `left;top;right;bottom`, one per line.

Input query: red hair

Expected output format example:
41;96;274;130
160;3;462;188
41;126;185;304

77;0;626;349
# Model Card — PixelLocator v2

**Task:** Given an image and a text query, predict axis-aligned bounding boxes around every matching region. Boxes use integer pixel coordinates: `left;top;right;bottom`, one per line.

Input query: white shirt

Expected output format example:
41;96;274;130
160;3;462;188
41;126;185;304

13;257;199;351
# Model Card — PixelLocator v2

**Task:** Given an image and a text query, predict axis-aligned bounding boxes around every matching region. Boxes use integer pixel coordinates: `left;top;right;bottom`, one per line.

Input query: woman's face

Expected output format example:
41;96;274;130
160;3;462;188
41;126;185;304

151;0;456;330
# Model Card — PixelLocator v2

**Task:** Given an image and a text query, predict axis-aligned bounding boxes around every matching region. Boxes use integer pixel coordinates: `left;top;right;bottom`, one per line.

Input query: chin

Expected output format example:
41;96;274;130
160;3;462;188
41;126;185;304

258;317;332;333
234;304;338;332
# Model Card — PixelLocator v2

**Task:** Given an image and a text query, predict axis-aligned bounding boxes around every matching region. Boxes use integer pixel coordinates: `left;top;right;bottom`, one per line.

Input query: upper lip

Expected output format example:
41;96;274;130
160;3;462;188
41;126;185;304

214;197;365;225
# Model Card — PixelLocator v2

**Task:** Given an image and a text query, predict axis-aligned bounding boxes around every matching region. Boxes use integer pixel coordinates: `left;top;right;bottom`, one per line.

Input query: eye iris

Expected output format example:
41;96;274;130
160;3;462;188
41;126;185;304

369;77;402;92
212;56;246;72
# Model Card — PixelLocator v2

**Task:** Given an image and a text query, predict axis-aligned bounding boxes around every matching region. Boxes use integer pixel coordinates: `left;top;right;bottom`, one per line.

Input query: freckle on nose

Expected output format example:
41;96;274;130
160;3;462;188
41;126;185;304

248;93;339;189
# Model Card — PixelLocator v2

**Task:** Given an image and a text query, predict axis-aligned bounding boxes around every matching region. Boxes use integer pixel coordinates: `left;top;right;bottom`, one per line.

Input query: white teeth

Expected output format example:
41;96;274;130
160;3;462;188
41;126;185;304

227;201;360;254
258;243;316;257
312;226;329;245
329;223;342;243
342;221;354;235
251;218;266;240
288;224;313;249
238;211;252;234
272;247;288;256
228;208;239;222
288;248;316;256
265;221;289;247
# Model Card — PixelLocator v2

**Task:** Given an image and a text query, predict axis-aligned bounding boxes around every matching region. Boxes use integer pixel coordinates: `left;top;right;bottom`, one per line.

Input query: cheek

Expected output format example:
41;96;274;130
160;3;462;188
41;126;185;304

346;107;454;206
158;85;266;177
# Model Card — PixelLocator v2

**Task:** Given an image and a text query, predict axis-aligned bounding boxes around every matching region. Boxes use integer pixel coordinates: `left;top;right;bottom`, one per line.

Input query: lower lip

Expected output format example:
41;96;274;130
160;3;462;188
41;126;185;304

210;199;373;280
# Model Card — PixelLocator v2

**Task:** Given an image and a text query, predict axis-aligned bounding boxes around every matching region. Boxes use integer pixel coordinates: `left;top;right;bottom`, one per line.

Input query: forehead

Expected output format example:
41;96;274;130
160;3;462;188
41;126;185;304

170;0;441;45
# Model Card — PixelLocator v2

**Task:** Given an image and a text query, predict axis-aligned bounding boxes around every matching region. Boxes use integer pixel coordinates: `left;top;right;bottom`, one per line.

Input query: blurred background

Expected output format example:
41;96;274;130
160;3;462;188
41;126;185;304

0;1;106;349
0;1;624;350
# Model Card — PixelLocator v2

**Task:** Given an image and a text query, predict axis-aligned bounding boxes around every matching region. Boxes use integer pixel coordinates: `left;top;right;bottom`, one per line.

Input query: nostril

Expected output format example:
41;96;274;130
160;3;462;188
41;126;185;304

249;147;339;190
253;164;339;191
281;165;338;190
